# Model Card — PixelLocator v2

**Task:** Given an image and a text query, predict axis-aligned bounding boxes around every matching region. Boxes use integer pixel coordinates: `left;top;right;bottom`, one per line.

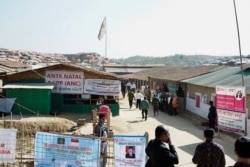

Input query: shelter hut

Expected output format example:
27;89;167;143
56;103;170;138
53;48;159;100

0;63;124;116
182;65;250;119
126;65;225;113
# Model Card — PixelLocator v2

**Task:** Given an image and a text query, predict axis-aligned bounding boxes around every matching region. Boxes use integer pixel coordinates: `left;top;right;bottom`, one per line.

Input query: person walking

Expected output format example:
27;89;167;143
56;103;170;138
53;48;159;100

94;113;108;167
232;136;250;167
208;100;217;131
168;94;173;115
140;96;149;121
130;82;136;93
192;128;225;167
135;90;143;109
162;97;168;114
126;81;131;92
121;80;126;99
145;125;179;167
144;86;151;103
152;94;159;116
127;90;135;109
172;96;179;116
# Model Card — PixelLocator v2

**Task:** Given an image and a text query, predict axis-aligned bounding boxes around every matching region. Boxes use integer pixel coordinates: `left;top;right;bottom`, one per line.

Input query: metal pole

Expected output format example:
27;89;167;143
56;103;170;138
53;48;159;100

233;0;247;136
105;17;107;58
233;0;244;86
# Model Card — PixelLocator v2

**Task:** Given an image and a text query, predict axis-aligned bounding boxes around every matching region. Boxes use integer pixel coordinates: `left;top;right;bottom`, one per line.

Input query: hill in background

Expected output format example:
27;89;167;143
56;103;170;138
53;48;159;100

115;54;225;66
1;48;248;67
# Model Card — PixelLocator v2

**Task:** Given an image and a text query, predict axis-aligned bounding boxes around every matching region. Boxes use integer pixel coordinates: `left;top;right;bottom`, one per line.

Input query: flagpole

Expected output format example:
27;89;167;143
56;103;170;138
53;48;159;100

105;17;107;58
233;0;244;86
233;0;247;136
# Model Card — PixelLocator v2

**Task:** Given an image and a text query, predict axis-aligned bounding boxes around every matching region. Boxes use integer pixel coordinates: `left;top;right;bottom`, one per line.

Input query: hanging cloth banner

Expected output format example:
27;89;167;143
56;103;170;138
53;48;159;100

84;79;121;96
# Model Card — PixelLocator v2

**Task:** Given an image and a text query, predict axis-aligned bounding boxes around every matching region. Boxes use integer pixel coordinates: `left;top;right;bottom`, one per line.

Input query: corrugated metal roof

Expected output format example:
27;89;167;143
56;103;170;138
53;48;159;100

0;61;30;68
124;65;224;81
105;67;149;73
182;67;250;93
2;83;55;89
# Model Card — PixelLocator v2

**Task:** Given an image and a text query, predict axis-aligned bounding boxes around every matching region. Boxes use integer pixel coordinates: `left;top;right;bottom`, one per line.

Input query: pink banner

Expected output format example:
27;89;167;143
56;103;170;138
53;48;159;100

216;86;245;112
216;86;246;134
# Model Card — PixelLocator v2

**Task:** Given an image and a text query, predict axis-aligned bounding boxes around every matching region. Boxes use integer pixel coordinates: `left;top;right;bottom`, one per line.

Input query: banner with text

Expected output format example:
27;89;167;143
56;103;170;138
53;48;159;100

216;85;246;133
217;108;246;133
34;132;101;167
114;135;147;167
45;71;84;94
216;85;245;112
0;129;17;163
84;79;121;96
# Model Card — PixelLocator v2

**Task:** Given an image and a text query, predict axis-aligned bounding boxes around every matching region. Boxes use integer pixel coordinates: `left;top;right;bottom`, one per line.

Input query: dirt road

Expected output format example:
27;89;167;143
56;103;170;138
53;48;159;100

78;96;236;167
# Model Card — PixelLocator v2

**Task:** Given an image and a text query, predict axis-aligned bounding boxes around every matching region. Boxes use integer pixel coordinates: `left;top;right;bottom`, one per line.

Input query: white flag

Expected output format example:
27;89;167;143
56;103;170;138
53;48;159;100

98;17;106;40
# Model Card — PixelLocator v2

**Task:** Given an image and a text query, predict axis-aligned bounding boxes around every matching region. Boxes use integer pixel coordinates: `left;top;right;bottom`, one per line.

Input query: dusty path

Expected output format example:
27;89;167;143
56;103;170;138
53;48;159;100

77;96;236;167
0;95;237;166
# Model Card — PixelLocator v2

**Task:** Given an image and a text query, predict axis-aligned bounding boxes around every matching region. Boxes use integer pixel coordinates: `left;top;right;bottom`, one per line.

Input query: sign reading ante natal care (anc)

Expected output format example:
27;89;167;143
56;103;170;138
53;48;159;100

216;85;246;133
0;129;17;163
45;71;84;94
114;135;147;167
35;132;101;167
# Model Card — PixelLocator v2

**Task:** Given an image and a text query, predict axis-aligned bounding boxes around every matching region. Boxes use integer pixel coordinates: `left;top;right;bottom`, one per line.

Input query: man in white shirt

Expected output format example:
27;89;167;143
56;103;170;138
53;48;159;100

130;82;136;93
126;81;131;92
135;90;143;109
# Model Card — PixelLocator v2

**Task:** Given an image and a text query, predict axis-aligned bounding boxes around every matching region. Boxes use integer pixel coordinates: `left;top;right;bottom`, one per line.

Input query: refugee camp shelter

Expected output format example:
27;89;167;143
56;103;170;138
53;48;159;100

1;63;123;116
102;64;165;75
182;65;250;119
126;65;225;112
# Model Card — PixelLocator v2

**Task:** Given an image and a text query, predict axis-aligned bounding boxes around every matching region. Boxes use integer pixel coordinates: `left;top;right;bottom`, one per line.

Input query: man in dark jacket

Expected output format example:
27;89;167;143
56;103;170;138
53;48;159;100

233;136;250;167
192;128;225;167
145;125;179;167
208;101;217;130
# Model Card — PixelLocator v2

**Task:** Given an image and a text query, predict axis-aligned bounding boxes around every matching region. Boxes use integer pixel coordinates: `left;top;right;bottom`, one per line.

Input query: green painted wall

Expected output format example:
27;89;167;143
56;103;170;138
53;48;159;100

51;94;119;116
6;89;52;115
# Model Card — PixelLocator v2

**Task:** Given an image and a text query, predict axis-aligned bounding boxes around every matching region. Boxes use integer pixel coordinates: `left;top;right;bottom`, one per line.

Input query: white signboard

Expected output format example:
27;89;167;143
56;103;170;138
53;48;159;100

114;135;147;167
84;79;121;96
0;129;17;162
45;71;84;94
217;108;246;133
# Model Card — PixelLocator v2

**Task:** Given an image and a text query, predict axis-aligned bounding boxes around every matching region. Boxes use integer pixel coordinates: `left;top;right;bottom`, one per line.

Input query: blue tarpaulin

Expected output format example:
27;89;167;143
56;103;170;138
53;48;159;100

0;98;16;113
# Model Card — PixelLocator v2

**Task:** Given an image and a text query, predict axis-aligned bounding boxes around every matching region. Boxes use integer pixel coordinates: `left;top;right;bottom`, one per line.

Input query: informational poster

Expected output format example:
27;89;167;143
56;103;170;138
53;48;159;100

216;85;246;133
217;108;246;133
34;132;101;167
216;86;245;112
114;135;147;167
0;129;17;162
45;71;84;94
84;79;121;96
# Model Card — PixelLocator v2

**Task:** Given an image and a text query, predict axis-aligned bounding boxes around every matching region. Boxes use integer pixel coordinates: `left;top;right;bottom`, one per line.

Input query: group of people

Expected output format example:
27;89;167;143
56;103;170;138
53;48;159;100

127;88;180;121
146;125;250;167
94;102;250;167
121;80;136;98
155;91;179;116
127;89;150;121
151;93;179;117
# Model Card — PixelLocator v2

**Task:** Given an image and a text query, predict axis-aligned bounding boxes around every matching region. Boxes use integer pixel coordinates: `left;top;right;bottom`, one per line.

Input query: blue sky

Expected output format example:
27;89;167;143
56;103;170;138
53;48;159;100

0;0;250;59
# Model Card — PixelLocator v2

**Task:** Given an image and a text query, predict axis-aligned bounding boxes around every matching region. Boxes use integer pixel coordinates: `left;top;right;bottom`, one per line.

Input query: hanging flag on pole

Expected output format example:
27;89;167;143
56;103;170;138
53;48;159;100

98;17;106;40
